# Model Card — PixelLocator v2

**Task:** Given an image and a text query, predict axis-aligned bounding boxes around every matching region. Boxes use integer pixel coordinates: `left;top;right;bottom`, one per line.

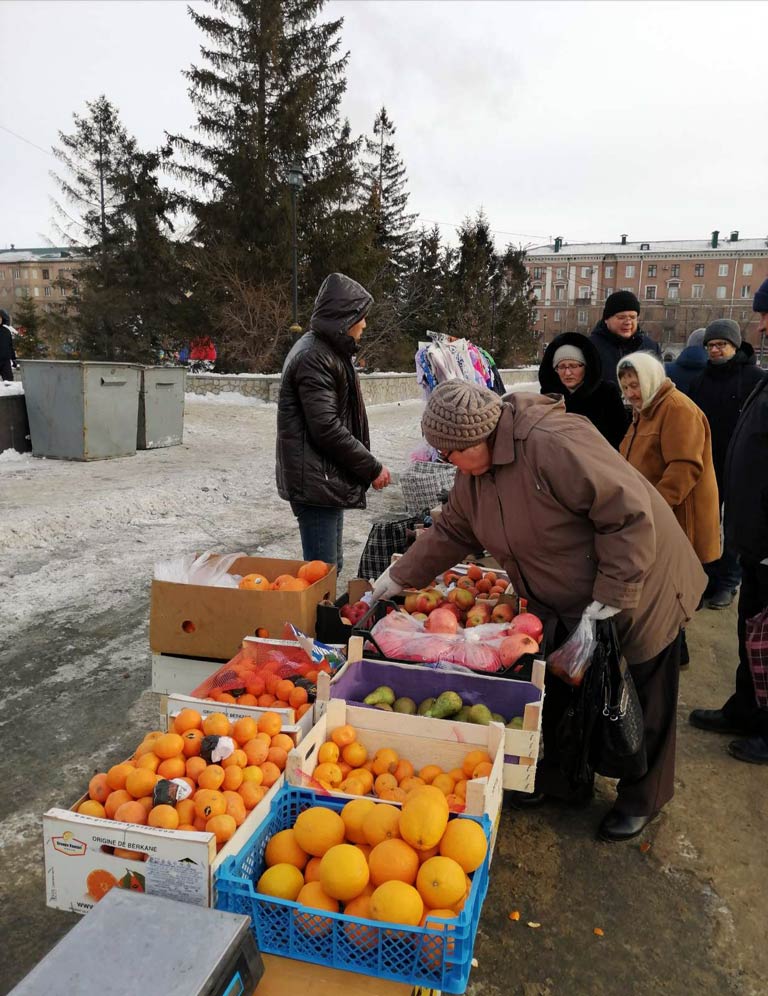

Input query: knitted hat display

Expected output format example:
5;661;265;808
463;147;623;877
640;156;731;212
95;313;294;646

616;351;667;408
703;319;741;349
603;290;641;321
552;344;586;367
422;381;503;453
753;277;768;313
687;328;706;348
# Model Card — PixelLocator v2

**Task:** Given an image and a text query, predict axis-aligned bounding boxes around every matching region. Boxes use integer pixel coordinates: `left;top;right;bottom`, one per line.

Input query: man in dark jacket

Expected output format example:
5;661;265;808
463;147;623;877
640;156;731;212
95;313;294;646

665;328;707;396
589;291;661;386
0;308;18;381
538;331;629;448
690;278;768;763
276;273;390;572
688;318;765;608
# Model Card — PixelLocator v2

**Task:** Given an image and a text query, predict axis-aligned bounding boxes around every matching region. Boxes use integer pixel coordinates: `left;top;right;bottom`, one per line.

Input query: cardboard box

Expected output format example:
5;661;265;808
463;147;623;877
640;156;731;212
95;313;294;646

149;556;337;660
257;954;418;995
286;697;504;850
318;638;544;793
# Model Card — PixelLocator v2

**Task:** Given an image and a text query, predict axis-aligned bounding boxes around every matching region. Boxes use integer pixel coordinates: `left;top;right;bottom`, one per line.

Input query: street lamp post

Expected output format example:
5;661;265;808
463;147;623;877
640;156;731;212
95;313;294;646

287;163;305;332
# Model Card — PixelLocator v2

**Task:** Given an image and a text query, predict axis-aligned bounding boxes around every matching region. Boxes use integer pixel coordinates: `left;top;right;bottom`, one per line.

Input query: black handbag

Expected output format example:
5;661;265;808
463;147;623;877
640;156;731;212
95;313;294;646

556;620;647;788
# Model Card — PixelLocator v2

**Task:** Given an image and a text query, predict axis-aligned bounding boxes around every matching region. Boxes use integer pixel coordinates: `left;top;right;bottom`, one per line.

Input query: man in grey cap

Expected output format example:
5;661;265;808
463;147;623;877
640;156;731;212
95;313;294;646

689;318;764;608
372;380;706;841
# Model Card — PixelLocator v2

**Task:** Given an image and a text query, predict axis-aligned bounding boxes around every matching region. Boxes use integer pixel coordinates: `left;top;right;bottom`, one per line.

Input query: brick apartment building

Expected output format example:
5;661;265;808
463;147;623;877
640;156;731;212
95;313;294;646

0;246;85;317
525;231;768;361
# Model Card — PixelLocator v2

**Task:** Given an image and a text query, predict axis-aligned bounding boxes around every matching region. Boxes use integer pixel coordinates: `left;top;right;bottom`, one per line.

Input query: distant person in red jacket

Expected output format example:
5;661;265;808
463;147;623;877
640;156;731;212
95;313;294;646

189;337;217;363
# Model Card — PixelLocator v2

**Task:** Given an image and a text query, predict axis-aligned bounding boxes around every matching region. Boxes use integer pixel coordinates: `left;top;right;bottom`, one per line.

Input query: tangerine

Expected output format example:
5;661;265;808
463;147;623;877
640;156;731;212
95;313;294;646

232;717;258;745
266;746;288;771
154;733;185;760
104;790;132;819
202;713;231;737
136;752;161;773
259;761;281;787
331;725;356;748
173;709;202;735
462;750;491;778
182;729;204;757
342;741;368;768
114;801;148;826
88;773;110;804
275;679;295;702
243;738;269;766
206;813;237;845
197;765;226;791
176;799;197;825
222;766;244;791
239;573;272;591
372;748;399;776
106;763;135;792
257;712;282;738
194;789;227;820
186;756;208;782
270;733;294;754
289;686;309;710
157;756;186;781
222;748;248;769
297;560;330;584
223;790;247;827
77;800;106;818
125;768;159;799
238;782;267;809
241;765;264;785
147;805;180;830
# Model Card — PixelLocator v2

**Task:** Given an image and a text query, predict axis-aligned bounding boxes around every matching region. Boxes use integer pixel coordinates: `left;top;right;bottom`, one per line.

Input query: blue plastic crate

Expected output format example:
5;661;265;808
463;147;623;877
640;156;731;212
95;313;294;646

215;785;490;994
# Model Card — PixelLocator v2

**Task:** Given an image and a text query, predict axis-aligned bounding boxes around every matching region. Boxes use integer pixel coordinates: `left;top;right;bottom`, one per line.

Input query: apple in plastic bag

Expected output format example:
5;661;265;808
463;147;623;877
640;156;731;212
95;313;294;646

499;633;540;667
425;606;459;635
509;612;544;643
340;600;369;625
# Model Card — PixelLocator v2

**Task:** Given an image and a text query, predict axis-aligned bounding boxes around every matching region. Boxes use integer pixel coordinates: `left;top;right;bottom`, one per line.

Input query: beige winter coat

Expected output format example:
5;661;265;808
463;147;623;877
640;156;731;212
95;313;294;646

390;393;707;665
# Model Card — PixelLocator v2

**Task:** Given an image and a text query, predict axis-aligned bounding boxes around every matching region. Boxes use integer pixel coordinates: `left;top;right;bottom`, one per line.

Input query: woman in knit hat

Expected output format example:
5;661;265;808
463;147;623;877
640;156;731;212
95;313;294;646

372;379;707;842
589;291;662;387
538;331;628;448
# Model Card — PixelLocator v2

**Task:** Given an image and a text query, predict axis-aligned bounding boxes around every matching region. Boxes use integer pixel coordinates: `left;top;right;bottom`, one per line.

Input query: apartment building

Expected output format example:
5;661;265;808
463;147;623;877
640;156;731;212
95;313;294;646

0;246;86;316
525;231;768;359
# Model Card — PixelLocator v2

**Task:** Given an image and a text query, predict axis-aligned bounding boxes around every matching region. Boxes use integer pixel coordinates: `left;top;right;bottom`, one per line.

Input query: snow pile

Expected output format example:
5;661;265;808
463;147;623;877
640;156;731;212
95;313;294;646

505;380;541;393
0;449;40;471
185;391;269;406
0;381;24;396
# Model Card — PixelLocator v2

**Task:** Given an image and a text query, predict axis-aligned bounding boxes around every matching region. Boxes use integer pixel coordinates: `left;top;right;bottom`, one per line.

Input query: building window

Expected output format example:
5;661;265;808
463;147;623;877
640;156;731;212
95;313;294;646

532;309;539;321
718;264;729;277
647;265;657;277
579;286;590;299
645;285;657;300
0;270;5;279
553;309;561;321
625;265;635;277
532;285;542;300
741;285;751;298
580;266;590;277
621;287;633;292
716;286;727;299
603;287;613;299
667;285;679;300
694;263;705;277
42;268;50;280
33;286;40;297
30;269;38;279
743;263;753;276
741;310;749;320
577;309;588;324
671;264;680;277
605;265;614;277
14;268;21;279
665;309;676;319
533;267;542;280
44;286;52;297
691;284;704;299
60;286;67;297
15;287;23;298
556;268;565;280
555;285;565;301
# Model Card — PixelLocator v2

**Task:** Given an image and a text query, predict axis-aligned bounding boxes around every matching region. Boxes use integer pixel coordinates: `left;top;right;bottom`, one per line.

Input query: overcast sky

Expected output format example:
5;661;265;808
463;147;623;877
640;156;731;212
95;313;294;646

2;0;767;252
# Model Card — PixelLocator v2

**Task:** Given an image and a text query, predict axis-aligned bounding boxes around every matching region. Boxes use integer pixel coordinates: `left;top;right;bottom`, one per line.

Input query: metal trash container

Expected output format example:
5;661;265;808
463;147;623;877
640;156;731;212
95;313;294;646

20;360;141;460
138;366;185;449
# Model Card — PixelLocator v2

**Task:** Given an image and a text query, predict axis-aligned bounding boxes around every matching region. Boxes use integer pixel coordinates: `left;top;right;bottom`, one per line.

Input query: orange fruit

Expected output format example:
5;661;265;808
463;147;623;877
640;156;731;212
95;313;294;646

194;789;227;820
104;790;132;819
304;856;322;883
271;733;294;754
319;843;370;901
416;856;466;908
294;881;339;936
157;756;186;781
265;828;310;870
197;765;226;791
243;738;269;766
245;674;266;697
439;818;487;873
125;768;159;799
392;759;414;784
399;776;425;793
77;800;106;818
206;813;237;845
318;741;340;765
153;733;185;760
257;694;276;708
136;752;161;773
399;787;449;851
344;894;378;950
348;768;374;794
106;763;135;792
147;805;180;830
218;693;237;704
173;708;202;734
241;765;264;785
374;773;398;797
88;773;110;804
222;748;248;769
133;741;157;760
297;560;330;584
236;693;258;706
314;762;343;787
186;756;208;782
86;869;118;902
419;909;458;966
369;881;424;926
362;804;402;847
296;702;313;720
256;863;304;900
181;729;204;757
223;790;247;827
239;573;272;590
276;576;309;591
369;838;420;887
289;686;309;710
259;761;281;787
222;765;244;791
418;764;443;785
275;679;295;703
293;806;346;857
341;798;376;844
331;725;356;748
431;773;455;797
267;746;288;771
203;713;231;737
454;779;468;799
257;712;282;738
265;673;281;695
176;799;197;825
342;741;368;768
136;795;154;815
232;717;258;746
378;787;408;803
471;761;493;780
372;748;399;776
114;801;148;826
462;750;491;778
238;782;267;809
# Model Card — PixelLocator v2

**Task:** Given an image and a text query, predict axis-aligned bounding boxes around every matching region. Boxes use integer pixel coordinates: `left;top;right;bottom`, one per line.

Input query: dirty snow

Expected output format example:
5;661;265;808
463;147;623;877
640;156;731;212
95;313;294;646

0;381;24;396
184;391;270;406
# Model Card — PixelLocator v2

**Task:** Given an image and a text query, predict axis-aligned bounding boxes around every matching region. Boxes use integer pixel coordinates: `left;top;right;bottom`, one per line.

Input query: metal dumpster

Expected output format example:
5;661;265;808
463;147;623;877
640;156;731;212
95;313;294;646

137;366;185;449
20;360;141;460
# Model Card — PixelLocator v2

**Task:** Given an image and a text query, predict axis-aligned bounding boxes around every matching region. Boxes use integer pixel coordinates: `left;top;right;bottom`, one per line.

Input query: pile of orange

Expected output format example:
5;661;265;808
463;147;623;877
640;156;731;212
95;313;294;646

78;708;294;871
255;786;488;957
238;560;330;592
205;671;314;719
308;724;493;811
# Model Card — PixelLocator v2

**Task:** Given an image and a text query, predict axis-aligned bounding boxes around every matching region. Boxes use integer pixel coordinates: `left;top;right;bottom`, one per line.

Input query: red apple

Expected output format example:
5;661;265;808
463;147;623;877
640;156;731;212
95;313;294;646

425;607;459;634
510;612;544;643
415;589;443;614
499;633;539;667
441;602;463;623
447;587;475;610
465;603;492;628
403;590;420;613
491;603;515;624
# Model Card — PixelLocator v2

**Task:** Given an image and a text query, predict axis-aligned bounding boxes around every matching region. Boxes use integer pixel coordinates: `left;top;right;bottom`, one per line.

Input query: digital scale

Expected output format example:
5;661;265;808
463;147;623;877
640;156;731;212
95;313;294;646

9;890;264;996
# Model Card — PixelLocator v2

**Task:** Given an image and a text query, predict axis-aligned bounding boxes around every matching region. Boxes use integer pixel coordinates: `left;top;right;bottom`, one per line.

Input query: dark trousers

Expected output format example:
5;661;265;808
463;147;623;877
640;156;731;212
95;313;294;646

539;633;682;816
0;360;12;381
705;542;742;595
290;502;344;573
722;559;768;736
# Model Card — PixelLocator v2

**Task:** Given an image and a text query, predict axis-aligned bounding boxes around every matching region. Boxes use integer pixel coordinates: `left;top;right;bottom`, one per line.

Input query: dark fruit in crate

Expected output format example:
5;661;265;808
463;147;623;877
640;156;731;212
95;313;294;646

340;601;369;625
200;735;236;764
417;698;435;716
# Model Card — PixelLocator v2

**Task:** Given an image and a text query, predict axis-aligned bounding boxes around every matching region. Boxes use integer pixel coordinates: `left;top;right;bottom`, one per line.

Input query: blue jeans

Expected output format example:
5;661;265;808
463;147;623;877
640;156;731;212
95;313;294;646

290;503;344;573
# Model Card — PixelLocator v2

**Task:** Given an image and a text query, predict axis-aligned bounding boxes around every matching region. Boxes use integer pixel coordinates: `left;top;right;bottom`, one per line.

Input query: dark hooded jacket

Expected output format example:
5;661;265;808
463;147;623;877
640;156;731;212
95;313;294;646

276;273;381;509
589;320;661;386
0;309;16;374
665;345;707;397
538;331;629;448
723;372;768;561
688;342;765;494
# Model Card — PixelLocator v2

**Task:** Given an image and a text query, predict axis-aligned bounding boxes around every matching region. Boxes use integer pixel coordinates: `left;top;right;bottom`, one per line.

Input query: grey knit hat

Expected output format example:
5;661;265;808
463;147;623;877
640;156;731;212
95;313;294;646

552;344;586;368
703;319;741;348
422;381;503;453
687;328;706;348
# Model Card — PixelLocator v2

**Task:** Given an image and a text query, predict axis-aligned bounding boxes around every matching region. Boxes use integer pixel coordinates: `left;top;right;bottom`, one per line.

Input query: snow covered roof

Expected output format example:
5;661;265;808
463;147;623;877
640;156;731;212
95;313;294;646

0;247;85;263
527;237;768;258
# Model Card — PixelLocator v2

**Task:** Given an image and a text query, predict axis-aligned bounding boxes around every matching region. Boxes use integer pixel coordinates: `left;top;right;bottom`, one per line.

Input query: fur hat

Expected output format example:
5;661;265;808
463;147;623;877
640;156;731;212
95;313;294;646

703;319;741;349
422;381;503;453
552;344;586;368
617;352;667;408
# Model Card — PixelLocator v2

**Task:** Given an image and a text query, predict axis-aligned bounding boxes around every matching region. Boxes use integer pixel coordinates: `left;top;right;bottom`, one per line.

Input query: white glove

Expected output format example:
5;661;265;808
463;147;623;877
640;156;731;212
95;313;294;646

370;565;404;603
584;600;620;621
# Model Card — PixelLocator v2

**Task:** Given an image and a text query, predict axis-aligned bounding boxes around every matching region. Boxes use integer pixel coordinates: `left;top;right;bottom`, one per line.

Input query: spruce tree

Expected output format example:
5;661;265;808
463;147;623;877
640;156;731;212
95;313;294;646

11;298;47;358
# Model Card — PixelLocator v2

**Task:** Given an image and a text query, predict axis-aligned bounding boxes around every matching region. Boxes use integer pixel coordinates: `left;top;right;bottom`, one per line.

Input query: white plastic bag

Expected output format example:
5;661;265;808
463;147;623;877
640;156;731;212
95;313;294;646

154;550;246;587
546;611;597;686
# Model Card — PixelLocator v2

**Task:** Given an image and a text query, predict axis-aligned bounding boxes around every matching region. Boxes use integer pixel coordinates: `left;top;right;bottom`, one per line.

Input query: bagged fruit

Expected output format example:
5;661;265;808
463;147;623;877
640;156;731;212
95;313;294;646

369;612;515;672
